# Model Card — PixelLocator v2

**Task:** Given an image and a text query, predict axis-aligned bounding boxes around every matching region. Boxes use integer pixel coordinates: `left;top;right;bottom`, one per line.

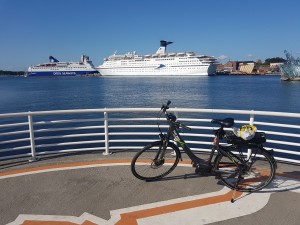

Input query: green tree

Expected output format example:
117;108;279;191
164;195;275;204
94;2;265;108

0;70;25;76
264;57;286;65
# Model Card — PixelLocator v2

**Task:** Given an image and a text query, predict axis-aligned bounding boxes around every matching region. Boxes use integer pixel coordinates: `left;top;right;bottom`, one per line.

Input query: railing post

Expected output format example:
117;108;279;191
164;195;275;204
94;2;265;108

28;113;38;162
103;110;111;155
249;110;255;126
247;111;255;160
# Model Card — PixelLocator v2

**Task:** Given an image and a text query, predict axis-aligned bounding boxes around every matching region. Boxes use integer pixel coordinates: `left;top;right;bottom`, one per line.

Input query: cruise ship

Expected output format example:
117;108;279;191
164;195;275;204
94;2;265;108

27;55;99;76
96;41;218;76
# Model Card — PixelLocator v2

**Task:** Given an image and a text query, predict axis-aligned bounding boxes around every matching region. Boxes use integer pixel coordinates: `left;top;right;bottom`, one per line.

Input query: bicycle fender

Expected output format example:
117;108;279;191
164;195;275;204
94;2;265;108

262;148;277;169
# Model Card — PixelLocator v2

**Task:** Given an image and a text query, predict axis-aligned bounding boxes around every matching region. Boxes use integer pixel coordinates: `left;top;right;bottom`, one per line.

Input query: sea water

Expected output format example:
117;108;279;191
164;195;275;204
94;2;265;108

0;75;299;113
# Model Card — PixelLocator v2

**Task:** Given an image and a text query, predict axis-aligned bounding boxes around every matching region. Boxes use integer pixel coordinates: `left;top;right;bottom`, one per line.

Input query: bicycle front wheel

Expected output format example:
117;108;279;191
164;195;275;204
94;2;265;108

215;147;276;192
131;141;180;181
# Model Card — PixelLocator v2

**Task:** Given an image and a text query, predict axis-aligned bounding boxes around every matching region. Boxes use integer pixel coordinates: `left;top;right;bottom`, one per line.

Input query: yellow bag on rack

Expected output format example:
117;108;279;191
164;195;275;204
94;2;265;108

233;125;257;140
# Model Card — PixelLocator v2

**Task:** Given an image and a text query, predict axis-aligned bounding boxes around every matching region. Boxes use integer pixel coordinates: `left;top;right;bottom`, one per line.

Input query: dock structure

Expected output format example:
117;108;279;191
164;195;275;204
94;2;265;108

0;107;299;224
0;152;299;225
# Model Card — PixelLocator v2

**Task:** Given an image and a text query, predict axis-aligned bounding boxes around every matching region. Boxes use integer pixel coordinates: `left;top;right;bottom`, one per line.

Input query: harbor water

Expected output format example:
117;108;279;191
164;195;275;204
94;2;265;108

0;75;300;113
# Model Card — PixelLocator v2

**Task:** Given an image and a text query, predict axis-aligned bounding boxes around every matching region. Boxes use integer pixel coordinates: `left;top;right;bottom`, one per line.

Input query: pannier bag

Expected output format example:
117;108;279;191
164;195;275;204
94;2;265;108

226;125;266;145
233;125;257;140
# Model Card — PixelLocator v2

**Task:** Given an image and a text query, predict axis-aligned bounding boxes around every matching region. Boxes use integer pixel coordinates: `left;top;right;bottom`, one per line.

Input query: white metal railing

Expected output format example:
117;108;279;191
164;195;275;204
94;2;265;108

0;108;299;164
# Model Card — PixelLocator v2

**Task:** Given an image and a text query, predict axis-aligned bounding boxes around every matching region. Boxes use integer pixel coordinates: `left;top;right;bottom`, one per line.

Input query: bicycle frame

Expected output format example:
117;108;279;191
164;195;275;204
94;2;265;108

161;120;243;171
158;101;266;174
161;120;211;169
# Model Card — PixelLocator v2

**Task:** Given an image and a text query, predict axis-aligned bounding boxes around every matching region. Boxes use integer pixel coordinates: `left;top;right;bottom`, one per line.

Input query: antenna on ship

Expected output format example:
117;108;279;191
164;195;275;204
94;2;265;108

156;40;173;54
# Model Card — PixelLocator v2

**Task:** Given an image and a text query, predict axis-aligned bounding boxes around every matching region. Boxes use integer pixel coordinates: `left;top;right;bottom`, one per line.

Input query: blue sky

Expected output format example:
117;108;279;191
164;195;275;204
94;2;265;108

0;0;299;70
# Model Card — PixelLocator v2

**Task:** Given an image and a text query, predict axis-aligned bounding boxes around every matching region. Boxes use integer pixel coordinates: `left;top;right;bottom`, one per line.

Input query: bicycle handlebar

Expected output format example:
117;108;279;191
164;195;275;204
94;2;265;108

161;100;171;111
160;100;191;131
160;101;235;136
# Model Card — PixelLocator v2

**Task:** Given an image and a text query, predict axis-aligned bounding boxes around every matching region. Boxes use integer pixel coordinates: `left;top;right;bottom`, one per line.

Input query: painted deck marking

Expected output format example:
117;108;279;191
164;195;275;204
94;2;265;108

1;159;299;225
115;189;242;225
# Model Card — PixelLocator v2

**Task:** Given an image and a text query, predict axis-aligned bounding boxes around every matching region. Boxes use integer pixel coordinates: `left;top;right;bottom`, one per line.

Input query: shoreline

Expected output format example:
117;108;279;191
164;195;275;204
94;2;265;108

0;73;282;77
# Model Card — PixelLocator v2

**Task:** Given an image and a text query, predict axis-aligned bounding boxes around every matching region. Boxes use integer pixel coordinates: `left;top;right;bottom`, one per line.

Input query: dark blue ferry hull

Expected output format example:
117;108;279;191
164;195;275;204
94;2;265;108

27;70;100;76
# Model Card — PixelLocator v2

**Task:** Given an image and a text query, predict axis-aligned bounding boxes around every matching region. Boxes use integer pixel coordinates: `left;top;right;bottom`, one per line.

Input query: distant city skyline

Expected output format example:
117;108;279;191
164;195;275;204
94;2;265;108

0;0;299;71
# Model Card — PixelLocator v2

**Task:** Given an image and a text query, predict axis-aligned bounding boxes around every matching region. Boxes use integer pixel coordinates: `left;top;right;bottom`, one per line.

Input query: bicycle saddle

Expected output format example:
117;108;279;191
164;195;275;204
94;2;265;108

211;118;234;127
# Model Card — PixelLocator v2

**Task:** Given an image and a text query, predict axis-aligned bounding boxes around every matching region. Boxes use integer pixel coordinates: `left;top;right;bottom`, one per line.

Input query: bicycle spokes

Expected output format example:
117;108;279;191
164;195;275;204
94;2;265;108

216;148;275;192
131;141;180;181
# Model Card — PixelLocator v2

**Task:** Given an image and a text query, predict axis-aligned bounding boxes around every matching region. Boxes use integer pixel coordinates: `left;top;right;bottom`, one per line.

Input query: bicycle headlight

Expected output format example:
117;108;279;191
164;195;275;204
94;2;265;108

167;113;177;122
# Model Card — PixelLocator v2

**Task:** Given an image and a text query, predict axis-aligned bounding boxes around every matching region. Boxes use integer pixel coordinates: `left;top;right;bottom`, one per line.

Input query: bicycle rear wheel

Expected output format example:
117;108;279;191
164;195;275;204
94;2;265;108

215;147;276;192
131;141;180;181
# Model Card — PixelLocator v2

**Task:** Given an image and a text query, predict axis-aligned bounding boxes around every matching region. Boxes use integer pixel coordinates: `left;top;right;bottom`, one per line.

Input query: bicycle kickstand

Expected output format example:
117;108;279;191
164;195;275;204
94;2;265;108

231;176;243;203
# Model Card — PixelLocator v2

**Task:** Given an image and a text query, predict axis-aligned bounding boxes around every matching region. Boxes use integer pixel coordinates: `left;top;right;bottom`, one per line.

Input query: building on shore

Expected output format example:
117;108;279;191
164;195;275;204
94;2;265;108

217;61;282;75
239;62;255;74
217;61;255;74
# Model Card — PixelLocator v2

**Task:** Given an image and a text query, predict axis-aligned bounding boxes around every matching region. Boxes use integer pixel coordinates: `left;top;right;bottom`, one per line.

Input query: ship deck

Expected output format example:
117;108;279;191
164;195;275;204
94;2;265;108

0;152;299;225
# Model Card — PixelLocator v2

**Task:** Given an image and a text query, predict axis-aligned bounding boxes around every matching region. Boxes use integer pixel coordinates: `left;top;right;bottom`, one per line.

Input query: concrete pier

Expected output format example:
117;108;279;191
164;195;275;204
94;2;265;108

0;152;299;225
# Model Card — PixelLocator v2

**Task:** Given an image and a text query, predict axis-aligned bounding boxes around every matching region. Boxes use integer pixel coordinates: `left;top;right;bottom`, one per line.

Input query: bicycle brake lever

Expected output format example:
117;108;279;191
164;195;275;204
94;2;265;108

180;123;191;131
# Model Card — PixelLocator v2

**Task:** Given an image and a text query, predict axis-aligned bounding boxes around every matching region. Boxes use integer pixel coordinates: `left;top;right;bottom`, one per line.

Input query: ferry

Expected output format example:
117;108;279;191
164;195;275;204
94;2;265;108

96;40;218;76
27;55;99;76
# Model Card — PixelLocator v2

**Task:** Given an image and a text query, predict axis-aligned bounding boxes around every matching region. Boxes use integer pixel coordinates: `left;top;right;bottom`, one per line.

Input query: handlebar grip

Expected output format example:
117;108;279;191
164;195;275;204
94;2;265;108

161;100;171;110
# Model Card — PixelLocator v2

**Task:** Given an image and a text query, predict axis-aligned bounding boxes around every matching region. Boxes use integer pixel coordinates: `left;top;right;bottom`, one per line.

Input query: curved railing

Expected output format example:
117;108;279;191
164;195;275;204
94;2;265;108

0;108;299;164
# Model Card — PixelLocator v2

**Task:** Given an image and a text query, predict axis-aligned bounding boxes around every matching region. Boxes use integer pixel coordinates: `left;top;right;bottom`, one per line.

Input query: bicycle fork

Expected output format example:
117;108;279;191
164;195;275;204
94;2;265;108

156;133;177;162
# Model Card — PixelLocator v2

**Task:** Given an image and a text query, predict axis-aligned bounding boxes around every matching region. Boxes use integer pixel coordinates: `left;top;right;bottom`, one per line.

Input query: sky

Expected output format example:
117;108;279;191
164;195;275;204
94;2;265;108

0;0;299;71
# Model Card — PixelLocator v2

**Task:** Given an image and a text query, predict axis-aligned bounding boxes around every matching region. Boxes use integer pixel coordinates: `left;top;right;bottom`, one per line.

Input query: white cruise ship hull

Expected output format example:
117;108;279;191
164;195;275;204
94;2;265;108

98;64;217;76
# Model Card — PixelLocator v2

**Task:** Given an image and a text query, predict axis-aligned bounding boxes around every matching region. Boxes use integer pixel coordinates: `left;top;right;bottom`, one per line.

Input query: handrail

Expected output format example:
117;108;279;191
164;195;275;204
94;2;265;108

0;108;300;118
0;108;299;164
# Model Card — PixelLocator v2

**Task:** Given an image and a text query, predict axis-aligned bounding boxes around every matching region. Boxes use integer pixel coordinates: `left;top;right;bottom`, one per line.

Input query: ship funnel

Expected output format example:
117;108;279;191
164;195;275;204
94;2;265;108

81;55;90;62
160;40;173;47
156;40;173;54
49;56;59;62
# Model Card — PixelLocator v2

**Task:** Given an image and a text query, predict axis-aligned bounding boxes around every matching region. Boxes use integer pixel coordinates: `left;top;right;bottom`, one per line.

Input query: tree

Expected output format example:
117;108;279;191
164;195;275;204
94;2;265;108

264;57;286;65
0;70;25;76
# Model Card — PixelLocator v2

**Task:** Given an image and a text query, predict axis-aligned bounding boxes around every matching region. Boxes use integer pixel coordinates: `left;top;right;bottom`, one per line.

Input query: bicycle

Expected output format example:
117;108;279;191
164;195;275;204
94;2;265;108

131;101;277;202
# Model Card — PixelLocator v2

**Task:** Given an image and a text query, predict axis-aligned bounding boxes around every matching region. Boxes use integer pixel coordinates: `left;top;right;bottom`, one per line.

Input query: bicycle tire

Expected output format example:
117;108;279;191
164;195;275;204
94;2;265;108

215;147;276;192
131;141;180;181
